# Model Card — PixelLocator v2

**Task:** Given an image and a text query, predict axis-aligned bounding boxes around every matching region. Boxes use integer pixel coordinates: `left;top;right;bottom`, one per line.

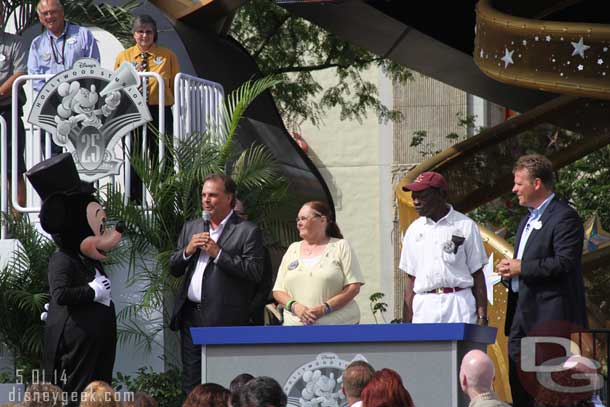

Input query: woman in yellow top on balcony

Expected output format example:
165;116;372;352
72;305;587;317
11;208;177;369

114;14;180;202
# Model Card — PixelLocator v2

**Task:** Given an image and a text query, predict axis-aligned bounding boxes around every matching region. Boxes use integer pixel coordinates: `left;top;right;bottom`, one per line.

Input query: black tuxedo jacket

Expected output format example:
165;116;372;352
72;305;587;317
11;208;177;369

43;250;116;378
169;212;264;330
505;197;587;339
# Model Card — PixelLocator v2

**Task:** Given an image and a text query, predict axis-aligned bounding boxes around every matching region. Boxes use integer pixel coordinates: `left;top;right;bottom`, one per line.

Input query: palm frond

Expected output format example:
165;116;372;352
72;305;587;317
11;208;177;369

220;76;282;161
230;144;280;190
0;212;54;371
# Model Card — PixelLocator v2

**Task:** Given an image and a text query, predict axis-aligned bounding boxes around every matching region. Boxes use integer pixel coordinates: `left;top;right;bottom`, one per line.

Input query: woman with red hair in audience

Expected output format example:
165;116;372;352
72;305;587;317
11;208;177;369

361;368;414;407
183;383;230;407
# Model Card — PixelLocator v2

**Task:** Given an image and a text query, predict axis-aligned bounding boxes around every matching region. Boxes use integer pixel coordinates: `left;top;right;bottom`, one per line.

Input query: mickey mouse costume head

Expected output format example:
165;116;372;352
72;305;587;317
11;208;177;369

26;152;124;258
25;153;123;400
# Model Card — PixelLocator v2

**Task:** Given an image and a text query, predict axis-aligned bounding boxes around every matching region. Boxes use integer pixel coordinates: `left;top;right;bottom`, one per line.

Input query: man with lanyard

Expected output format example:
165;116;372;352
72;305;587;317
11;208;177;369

28;0;100;154
28;0;100;93
399;171;488;325
0;11;28;207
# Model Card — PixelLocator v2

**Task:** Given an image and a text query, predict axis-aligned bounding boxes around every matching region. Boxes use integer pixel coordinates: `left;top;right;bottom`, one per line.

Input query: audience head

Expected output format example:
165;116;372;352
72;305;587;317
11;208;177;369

361;369;414;407
229;373;254;407
81;381;119;407
342;360;375;402
459;350;495;398
183;383;230;407
37;0;65;36
133;392;157;407
297;201;342;241
239;377;287;407
22;382;63;407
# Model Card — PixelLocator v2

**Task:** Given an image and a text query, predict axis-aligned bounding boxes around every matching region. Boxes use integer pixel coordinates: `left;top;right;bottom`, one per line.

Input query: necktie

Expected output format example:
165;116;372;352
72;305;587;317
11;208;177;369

138;52;150;101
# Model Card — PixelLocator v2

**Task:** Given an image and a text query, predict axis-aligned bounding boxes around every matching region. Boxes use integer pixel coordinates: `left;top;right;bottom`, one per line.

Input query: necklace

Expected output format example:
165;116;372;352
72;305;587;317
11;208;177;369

302;238;329;256
303;245;315;255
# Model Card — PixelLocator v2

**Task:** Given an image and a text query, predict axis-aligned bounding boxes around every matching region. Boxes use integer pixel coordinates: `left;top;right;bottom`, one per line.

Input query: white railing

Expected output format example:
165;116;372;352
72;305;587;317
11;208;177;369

173;73;224;141
1;71;225;239
1;114;7;239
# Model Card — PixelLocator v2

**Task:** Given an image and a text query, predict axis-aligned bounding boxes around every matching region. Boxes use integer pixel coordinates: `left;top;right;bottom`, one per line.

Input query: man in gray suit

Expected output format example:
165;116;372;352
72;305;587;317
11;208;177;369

169;173;265;396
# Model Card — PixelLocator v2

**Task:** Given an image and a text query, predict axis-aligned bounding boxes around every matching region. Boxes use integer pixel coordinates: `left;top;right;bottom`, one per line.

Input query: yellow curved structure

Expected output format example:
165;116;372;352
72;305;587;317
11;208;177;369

474;0;610;100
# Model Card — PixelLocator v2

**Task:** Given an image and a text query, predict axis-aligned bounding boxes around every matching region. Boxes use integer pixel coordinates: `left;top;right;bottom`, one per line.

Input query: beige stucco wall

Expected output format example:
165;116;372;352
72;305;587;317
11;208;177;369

298;66;394;324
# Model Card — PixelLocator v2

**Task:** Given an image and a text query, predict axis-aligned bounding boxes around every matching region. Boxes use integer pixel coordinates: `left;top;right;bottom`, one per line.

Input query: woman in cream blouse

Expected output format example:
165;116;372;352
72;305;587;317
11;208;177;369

273;201;364;325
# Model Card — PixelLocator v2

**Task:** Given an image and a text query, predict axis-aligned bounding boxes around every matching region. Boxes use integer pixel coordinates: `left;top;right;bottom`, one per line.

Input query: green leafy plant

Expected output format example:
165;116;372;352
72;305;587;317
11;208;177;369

0;213;54;379
369;292;402;323
369;292;388;324
114;367;182;407
0;370;15;383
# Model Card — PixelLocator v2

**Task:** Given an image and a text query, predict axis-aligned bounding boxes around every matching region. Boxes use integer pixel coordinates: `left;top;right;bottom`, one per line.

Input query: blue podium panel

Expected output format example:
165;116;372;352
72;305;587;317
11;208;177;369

191;323;497;407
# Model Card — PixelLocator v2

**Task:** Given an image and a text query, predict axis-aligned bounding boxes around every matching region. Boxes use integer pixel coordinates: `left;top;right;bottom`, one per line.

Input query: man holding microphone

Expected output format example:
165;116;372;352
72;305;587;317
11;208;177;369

169;173;265;396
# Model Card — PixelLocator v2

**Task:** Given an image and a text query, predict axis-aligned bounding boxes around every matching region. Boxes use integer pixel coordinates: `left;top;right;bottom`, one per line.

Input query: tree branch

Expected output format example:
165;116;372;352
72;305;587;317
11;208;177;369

253;14;291;59
268;57;384;75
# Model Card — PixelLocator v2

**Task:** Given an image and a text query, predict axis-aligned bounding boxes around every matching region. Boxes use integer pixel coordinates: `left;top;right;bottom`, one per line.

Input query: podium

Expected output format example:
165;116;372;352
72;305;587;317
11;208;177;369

191;323;496;407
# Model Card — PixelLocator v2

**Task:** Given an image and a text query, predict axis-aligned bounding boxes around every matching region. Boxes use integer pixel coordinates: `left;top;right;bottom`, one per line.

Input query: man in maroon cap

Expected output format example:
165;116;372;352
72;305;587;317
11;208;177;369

399;171;488;324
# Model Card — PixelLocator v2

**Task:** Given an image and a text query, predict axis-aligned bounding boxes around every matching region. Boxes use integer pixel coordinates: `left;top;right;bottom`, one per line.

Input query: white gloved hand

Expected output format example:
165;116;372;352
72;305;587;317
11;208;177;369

40;303;49;321
88;277;111;306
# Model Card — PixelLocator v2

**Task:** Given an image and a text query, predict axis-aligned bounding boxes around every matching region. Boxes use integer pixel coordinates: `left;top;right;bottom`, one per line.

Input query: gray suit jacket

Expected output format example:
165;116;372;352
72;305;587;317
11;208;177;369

169;212;264;329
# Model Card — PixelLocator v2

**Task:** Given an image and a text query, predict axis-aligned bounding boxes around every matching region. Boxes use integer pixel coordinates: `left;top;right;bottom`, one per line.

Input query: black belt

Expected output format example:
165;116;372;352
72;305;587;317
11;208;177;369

424;287;467;294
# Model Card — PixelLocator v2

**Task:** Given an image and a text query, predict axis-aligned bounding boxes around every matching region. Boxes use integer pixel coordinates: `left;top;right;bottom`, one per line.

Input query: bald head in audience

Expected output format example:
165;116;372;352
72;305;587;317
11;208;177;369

460;350;510;406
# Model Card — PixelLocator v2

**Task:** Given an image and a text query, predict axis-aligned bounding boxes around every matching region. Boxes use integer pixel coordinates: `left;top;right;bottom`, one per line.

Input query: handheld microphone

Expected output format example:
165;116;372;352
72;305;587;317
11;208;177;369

202;210;211;233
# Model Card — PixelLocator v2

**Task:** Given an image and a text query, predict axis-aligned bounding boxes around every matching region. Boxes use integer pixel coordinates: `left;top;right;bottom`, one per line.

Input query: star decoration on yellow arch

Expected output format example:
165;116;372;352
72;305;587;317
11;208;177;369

583;213;610;254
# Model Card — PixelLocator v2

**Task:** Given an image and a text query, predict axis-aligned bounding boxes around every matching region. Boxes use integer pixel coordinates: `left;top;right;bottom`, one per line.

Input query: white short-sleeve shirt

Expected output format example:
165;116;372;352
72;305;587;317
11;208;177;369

399;206;488;293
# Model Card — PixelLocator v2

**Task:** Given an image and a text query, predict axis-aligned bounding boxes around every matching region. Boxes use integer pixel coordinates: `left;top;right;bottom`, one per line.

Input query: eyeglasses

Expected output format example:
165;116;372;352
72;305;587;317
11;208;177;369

135;30;154;36
296;214;321;223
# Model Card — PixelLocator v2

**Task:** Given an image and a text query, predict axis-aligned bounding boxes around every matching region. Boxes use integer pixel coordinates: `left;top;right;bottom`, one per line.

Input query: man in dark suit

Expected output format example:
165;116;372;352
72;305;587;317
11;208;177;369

496;154;587;407
169;173;264;396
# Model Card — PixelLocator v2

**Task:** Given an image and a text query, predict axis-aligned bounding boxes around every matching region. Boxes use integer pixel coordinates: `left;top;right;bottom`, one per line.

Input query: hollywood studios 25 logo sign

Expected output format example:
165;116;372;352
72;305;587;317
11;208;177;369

28;58;152;182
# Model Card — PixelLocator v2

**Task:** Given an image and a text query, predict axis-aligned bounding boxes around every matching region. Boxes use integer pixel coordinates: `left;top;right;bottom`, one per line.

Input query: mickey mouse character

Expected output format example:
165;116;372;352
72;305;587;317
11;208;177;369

26;153;124;402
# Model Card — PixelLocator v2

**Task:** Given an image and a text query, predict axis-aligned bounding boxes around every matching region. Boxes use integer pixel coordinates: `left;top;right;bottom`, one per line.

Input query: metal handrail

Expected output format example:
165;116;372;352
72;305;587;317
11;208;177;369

173;73;224;141
1;114;7;239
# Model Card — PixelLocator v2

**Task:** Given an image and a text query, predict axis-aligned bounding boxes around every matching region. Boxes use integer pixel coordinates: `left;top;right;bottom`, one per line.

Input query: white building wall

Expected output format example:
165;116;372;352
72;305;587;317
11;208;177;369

299;66;391;324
